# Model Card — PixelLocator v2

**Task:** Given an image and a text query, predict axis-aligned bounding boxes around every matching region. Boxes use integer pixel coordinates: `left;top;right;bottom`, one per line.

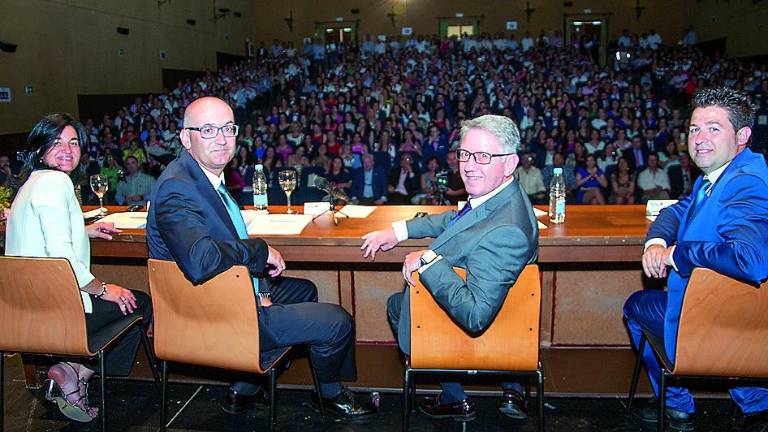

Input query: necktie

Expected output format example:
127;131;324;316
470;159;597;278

217;183;268;297
448;201;472;227
687;178;711;222
217;183;248;239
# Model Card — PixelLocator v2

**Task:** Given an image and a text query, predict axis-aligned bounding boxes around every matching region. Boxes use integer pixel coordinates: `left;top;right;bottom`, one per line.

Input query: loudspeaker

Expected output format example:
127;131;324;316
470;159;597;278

0;42;17;53
117;27;130;35
186;18;196;25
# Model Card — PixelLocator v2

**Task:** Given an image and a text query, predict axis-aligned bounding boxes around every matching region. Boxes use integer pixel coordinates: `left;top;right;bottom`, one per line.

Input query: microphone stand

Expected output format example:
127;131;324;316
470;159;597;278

310;187;349;225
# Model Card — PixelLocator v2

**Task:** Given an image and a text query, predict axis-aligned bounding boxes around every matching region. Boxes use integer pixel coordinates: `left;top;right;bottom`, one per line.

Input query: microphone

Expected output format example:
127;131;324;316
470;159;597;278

308;173;331;191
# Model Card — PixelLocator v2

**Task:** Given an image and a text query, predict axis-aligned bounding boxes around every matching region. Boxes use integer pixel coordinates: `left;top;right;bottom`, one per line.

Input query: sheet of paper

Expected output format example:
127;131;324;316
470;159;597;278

99;212;148;229
244;212;313;236
533;208;547;218
336;205;377;218
537;221;548;230
83;208;104;219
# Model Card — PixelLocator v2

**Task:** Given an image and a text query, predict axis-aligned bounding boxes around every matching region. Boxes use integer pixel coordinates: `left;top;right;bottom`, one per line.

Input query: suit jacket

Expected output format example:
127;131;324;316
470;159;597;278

146;151;269;285
387;167;420;197
350;168;387;201
397;180;539;353
647;148;768;363
5;170;94;312
623;147;649;172
667;164;701;199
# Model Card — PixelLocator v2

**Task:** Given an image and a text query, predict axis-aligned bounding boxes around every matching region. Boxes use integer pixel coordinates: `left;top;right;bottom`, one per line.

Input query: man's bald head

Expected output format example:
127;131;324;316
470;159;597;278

180;97;237;176
184;97;234;127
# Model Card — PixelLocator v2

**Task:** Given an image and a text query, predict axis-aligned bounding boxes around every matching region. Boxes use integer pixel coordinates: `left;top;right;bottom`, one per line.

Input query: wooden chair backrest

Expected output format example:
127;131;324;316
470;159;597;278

0;256;91;356
147;259;265;374
674;268;768;377
410;265;541;371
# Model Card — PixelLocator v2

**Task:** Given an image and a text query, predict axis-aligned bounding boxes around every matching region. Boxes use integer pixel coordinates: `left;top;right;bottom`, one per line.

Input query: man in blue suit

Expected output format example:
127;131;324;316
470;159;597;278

624;87;768;432
350;153;387;205
146;97;374;420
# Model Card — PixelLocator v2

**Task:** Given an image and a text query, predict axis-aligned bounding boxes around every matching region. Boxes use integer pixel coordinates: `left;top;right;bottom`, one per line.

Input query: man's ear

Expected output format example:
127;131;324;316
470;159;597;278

736;127;752;147
504;153;520;177
179;128;192;150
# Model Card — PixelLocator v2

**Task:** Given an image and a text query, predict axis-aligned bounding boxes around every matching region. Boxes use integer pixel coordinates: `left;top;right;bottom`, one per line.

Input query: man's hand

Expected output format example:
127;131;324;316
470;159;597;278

402;250;429;286
642;244;674;278
361;228;399;261
266;246;286;277
86;222;122;240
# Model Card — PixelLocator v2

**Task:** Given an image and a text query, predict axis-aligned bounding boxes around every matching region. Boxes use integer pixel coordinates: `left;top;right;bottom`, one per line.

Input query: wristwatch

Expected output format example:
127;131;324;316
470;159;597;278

419;250;438;267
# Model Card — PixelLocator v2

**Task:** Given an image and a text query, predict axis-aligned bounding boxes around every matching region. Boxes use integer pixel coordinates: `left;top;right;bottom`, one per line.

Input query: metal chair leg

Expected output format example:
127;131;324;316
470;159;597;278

99;351;107;432
403;365;411;432
627;335;647;416
537;365;545;432
268;369;277;432
658;369;667;432
308;359;325;420
160;361;168;432
139;327;160;388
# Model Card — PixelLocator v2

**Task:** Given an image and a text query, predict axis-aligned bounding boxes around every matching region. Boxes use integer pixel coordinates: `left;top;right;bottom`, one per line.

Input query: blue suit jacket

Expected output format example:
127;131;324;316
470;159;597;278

647;148;768;362
146;151;269;284
350;168;387;202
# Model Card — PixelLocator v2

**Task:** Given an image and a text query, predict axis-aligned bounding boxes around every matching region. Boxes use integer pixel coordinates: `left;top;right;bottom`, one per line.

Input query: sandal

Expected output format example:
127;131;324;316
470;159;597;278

45;363;98;422
44;378;96;423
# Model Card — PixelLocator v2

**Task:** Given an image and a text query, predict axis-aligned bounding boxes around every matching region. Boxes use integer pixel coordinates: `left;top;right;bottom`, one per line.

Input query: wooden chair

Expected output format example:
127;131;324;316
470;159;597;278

0;256;155;432
626;268;768;432
147;259;325;432
403;264;543;431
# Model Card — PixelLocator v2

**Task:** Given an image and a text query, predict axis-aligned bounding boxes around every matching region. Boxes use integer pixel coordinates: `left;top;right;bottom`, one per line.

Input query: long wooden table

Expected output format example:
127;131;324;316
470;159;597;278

18;204;655;393
88;204;652;347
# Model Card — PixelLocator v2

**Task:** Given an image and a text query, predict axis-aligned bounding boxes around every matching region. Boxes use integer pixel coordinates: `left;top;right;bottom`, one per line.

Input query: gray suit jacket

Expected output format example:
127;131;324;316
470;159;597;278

397;180;539;353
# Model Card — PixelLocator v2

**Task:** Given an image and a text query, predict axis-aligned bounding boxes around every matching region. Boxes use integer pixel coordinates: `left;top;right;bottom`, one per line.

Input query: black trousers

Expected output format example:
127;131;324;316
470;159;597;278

241;276;356;387
83;290;152;376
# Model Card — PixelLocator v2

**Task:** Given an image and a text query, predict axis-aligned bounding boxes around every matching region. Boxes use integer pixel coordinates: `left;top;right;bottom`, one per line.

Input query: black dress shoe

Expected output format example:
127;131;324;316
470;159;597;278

221;388;268;415
732;407;768;432
634;398;694;432
312;388;377;420
418;395;477;422
499;390;528;420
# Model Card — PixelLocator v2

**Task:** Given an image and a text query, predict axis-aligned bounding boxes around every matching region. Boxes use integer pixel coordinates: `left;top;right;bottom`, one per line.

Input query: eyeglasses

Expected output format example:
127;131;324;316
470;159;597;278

185;124;239;139
456;149;514;165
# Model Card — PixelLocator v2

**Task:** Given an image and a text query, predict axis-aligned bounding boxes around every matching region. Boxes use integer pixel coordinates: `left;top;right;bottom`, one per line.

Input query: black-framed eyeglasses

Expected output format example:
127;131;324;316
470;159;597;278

185;124;239;139
456;149;514;165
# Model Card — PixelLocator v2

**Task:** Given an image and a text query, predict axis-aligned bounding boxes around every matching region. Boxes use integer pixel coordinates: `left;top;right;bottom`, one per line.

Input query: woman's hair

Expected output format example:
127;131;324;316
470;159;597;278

26;112;87;172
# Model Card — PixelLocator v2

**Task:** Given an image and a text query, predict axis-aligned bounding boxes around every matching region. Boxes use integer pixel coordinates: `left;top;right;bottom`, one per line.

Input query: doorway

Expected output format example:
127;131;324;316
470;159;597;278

564;14;609;66
315;22;358;46
439;17;480;39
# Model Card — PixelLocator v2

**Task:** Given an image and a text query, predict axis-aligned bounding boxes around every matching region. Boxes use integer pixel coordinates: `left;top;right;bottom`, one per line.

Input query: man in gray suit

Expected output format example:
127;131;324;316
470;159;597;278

361;114;539;422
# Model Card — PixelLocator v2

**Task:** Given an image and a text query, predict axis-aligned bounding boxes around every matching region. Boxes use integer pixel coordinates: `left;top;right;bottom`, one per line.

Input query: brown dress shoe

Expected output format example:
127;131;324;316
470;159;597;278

418;395;477;422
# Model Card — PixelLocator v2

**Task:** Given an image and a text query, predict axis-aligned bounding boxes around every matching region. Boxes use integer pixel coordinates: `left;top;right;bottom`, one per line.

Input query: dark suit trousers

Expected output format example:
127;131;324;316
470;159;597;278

387;291;522;403
83;290;151;376
233;276;356;395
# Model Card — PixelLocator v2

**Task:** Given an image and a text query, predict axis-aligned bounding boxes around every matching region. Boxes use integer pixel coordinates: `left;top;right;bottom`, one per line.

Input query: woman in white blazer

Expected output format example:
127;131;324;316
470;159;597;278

5;113;151;423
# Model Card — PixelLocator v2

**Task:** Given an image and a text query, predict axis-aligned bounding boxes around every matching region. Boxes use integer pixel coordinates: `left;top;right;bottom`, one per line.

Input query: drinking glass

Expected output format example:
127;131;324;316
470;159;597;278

278;170;297;214
89;174;109;215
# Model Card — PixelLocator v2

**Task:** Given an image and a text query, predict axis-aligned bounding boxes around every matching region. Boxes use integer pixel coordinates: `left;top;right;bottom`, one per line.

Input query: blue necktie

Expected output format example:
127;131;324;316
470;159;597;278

217;183;267;296
687;178;711;221
217;183;248;239
448;201;472;227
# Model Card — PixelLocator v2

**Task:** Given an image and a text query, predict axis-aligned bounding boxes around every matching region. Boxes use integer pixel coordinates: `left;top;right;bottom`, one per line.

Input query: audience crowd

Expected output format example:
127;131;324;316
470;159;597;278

4;28;768;207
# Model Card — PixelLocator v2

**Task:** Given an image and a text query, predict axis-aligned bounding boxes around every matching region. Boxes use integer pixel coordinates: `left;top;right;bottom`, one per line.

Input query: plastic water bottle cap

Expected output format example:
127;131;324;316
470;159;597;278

553;167;563;174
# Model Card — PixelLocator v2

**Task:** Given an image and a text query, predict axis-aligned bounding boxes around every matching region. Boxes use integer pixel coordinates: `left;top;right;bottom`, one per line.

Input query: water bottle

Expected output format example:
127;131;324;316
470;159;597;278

548;167;566;224
253;164;268;210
